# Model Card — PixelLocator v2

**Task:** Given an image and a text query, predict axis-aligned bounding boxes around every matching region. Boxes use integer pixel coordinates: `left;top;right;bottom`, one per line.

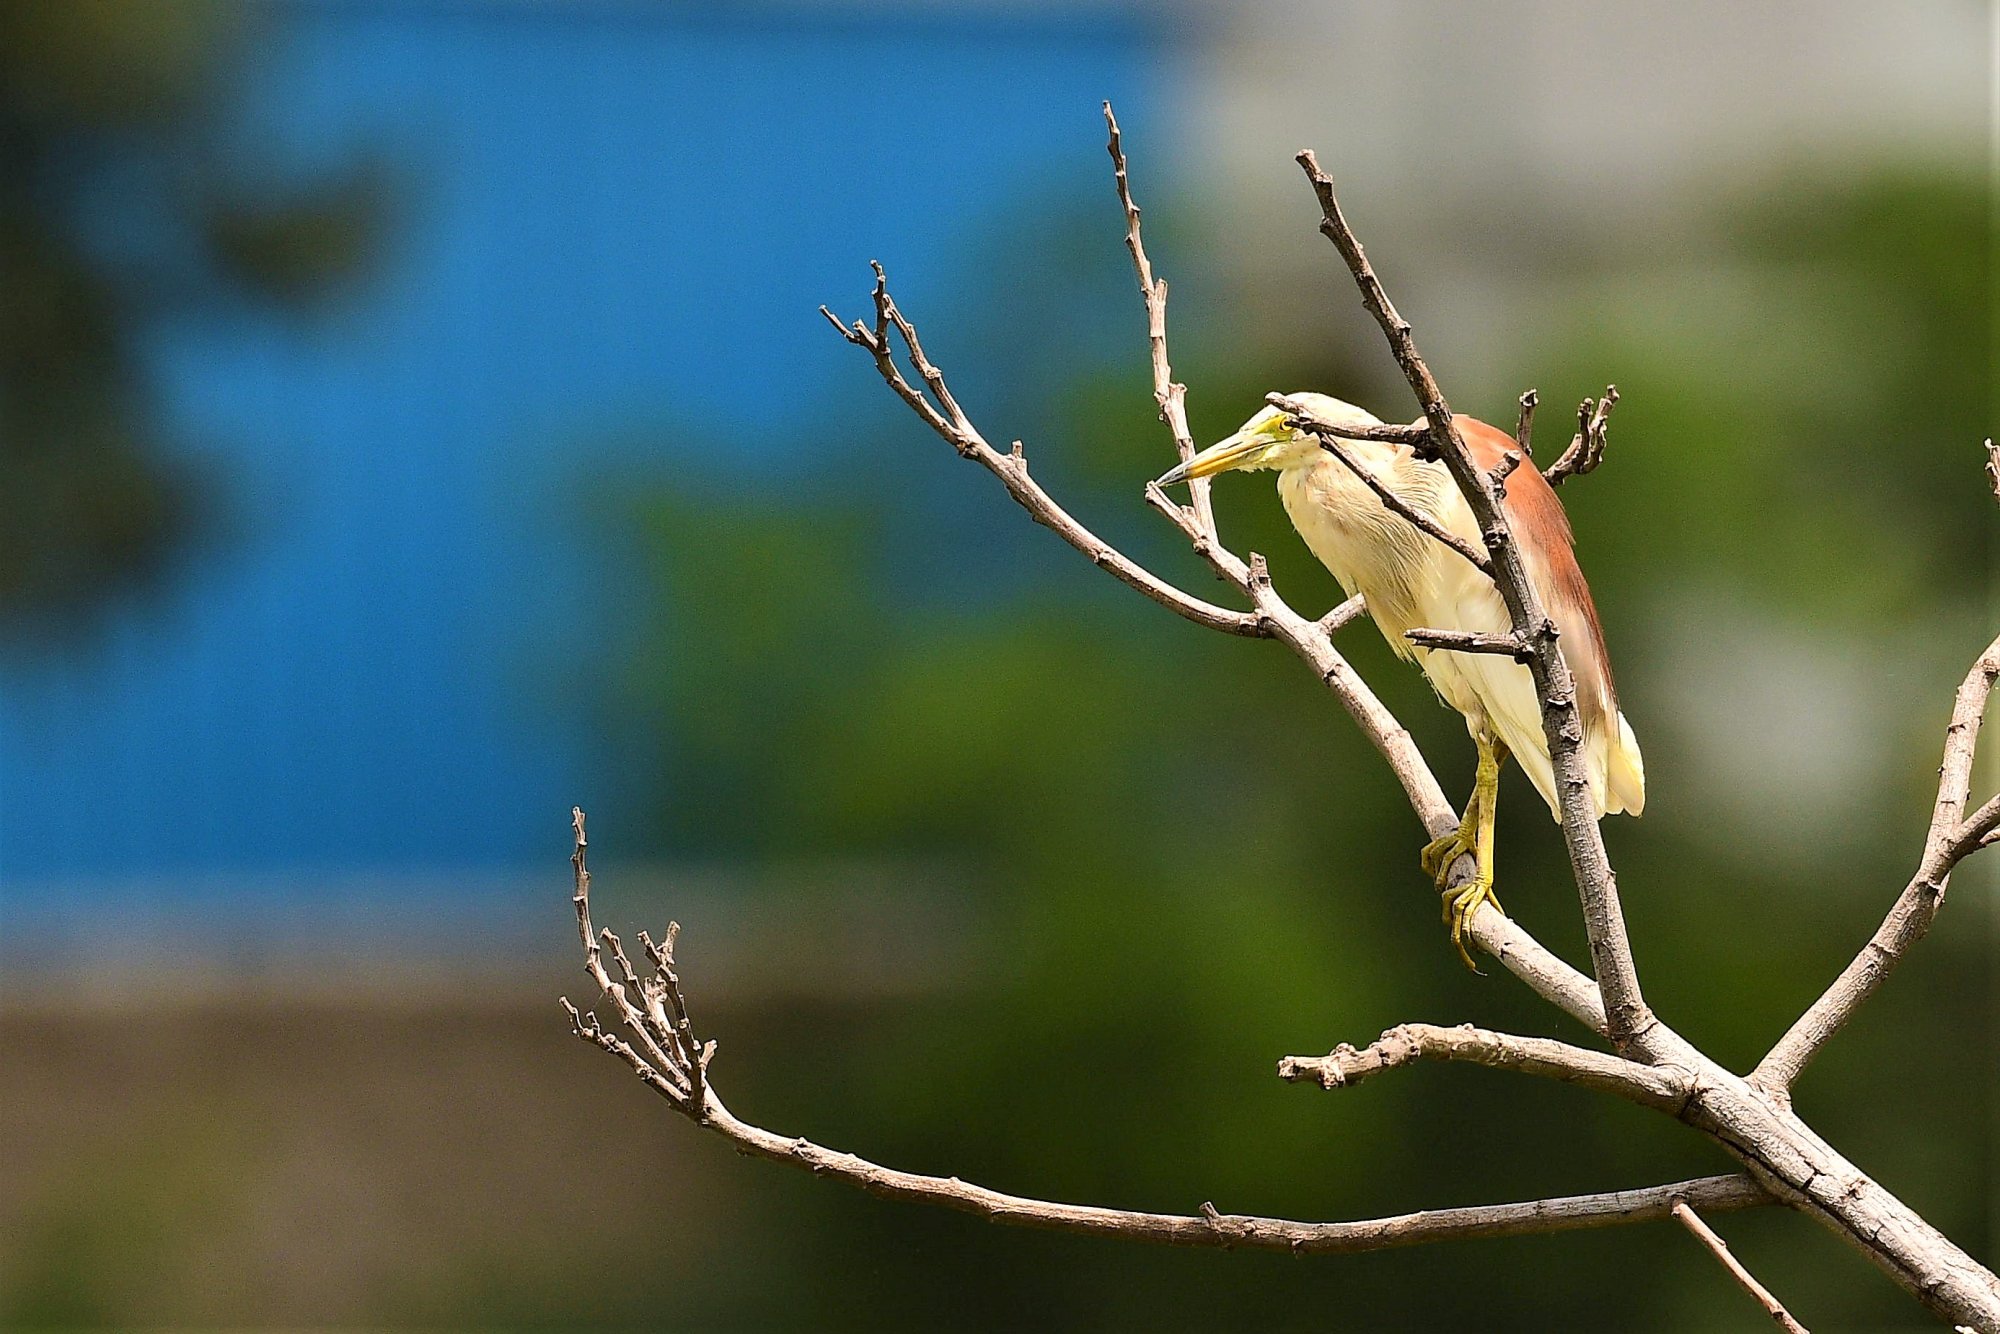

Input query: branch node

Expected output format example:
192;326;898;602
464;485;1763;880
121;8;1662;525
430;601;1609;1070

1546;386;1618;487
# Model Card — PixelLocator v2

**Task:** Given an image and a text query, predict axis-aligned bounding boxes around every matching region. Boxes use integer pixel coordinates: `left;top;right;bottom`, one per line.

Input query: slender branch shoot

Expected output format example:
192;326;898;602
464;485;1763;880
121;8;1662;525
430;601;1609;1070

1545;387;1618;487
1673;1200;1811;1333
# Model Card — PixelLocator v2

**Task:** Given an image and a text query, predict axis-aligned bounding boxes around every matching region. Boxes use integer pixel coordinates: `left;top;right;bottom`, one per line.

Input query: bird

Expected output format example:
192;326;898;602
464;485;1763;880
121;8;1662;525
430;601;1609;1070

1156;393;1643;967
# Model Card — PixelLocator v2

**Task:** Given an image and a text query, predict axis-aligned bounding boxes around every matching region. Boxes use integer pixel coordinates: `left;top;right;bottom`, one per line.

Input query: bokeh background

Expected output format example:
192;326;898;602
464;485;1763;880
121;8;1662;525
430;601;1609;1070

0;1;1992;1329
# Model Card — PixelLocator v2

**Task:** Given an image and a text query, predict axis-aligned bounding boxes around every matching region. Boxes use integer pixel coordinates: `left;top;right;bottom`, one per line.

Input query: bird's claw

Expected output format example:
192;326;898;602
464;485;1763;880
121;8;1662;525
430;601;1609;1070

1421;820;1504;972
1420;824;1476;882
1443;876;1502;973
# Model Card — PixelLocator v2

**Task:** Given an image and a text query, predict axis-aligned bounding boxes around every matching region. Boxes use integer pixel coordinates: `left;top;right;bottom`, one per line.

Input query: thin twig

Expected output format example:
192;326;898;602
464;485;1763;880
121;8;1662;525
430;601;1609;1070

708;1094;1763;1255
1277;1023;1690;1109
1268;392;1493;575
819;280;1263;639
1319;594;1367;636
1105;102;1214;543
1673;1200;1811;1332
569;808;692;1103
1404;628;1533;662
1303;419;1438;447
1515;389;1538;456
1959;791;2000;850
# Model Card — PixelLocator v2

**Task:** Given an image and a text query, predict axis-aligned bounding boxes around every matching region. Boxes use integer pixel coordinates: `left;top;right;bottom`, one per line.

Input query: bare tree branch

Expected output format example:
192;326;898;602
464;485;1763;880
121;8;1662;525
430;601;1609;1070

1292;149;1651;1045
1277;1022;1690;1110
1104;102;1221;548
1673;1200;1811;1333
1319;593;1368;636
1960;790;2000;850
1267;392;1494;575
564;811;1766;1256
822;129;1612;1028
1403;627;1533;662
1545;387;1618;487
1300;419;1440;447
818;275;1263;639
1754;632;2000;1093
1096;109;1603;1016
1091;109;1620;1054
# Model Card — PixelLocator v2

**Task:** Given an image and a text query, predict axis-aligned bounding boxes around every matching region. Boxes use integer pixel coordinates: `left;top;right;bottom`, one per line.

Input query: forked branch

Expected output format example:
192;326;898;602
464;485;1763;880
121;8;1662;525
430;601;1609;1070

563;809;1765;1256
1545;388;1618;487
818;270;1262;639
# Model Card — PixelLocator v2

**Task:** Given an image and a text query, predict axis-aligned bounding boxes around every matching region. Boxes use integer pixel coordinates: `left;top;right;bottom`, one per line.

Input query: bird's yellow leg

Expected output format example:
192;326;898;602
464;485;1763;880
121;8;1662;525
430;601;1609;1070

1432;736;1507;971
1419;788;1481;884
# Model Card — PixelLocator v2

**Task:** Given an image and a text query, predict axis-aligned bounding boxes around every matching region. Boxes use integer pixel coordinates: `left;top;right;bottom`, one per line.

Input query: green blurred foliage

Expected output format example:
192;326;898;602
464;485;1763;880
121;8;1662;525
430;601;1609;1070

0;2;383;636
586;160;1990;1329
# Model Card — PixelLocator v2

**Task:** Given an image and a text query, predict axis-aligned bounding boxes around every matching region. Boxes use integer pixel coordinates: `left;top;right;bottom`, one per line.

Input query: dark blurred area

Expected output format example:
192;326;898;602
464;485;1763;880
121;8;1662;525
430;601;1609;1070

0;2;1991;1330
0;2;379;636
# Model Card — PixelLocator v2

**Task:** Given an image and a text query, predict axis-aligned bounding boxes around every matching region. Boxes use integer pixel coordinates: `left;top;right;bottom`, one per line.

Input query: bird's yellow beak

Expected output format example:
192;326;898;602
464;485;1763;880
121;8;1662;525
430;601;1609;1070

1154;426;1278;488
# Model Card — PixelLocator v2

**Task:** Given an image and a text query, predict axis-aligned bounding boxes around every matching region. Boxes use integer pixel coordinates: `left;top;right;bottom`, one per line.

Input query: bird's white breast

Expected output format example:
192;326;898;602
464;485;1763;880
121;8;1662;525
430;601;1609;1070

1275;450;1568;808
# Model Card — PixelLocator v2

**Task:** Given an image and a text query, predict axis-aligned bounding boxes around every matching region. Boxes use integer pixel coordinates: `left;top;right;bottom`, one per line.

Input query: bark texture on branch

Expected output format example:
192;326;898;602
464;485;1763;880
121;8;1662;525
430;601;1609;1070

1277;1022;1688;1109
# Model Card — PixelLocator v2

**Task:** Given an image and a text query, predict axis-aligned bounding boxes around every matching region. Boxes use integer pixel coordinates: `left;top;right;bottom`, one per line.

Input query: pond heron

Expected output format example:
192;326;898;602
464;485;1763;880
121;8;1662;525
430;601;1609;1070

1158;393;1643;967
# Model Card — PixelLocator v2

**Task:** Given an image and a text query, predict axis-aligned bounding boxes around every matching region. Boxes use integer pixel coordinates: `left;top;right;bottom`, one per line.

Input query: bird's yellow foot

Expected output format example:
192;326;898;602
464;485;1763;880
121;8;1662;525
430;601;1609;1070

1420;823;1477;883
1444;876;1504;972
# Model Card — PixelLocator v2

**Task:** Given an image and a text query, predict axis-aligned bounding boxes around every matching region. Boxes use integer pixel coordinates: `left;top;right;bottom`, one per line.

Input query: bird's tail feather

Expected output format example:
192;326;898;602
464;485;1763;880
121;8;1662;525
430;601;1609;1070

1604;711;1646;817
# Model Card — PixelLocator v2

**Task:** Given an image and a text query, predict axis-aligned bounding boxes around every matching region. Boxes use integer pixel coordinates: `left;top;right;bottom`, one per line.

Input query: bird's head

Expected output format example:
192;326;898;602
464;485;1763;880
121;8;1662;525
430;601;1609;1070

1154;393;1382;487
